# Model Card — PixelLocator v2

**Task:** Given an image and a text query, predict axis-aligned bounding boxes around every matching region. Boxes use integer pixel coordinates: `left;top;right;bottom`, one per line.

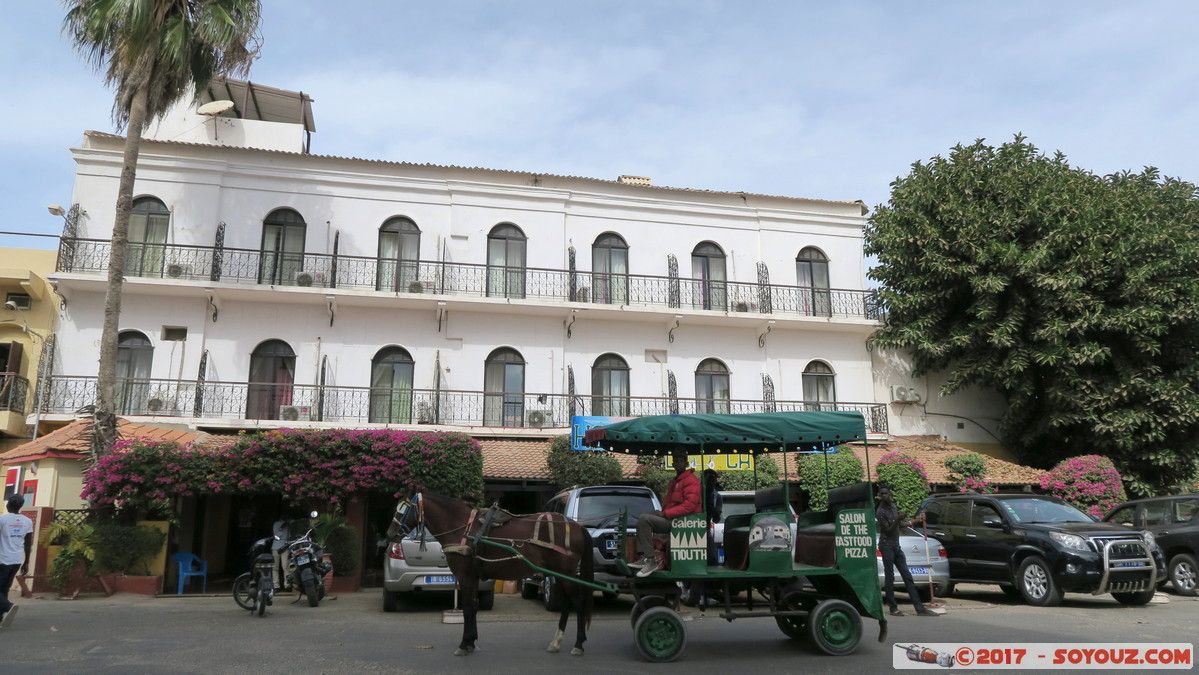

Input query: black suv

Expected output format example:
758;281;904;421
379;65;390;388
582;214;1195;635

918;493;1165;607
1104;495;1198;597
520;485;661;610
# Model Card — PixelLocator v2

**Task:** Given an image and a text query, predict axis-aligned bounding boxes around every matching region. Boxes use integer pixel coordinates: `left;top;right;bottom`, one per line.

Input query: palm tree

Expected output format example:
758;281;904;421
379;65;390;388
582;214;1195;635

63;0;261;461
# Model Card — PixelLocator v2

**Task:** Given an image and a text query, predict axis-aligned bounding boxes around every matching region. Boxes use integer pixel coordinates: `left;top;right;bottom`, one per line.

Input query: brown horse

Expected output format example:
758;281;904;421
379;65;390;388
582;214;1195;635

388;493;595;656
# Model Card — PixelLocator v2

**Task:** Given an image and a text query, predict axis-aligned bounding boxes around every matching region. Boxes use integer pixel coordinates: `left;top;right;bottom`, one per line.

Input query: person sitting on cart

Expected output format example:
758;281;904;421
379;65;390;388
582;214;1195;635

629;449;702;577
876;486;938;617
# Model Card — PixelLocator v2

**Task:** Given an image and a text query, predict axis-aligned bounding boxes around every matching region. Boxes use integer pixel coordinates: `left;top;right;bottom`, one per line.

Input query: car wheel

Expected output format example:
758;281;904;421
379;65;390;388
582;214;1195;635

477;589;495;611
382;589;399;612
1016;556;1063;607
520;579;539;600
543;575;565;612
1112;589;1155;605
1168;553;1197;597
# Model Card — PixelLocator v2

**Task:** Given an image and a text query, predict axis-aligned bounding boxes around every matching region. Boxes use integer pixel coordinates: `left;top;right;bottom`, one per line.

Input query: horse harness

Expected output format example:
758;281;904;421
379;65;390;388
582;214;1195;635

443;503;580;563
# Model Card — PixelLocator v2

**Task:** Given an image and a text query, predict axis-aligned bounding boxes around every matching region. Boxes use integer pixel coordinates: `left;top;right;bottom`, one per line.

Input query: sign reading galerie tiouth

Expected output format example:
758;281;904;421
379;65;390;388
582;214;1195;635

571;415;755;470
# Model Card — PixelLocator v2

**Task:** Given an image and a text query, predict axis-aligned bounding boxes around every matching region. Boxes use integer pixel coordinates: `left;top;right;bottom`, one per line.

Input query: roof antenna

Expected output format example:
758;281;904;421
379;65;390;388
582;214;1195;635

197;100;235;141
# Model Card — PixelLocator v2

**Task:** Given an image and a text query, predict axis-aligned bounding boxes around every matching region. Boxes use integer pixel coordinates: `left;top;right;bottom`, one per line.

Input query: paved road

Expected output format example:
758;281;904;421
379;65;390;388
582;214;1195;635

2;584;1195;674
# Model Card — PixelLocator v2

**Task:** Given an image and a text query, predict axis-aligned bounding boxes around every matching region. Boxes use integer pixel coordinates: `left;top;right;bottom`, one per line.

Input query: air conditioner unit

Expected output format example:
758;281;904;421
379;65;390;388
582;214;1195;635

166;263;191;279
294;271;315;287
525;409;556;428
406;280;434;294
889;385;920;403
416;400;434;424
733;301;757;312
279;405;311;422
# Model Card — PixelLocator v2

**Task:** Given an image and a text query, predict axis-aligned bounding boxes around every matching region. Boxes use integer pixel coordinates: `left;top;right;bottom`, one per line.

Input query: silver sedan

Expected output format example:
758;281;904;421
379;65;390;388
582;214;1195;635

878;526;951;602
382;525;495;612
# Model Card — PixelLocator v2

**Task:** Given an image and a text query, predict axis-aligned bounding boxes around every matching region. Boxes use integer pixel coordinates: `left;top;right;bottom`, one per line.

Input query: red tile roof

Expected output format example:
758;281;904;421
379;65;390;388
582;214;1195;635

478;438;640;480
0;418;213;464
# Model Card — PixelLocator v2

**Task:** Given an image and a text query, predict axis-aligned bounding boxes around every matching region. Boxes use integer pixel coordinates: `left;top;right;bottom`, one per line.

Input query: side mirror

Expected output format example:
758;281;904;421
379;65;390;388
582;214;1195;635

983;519;1005;529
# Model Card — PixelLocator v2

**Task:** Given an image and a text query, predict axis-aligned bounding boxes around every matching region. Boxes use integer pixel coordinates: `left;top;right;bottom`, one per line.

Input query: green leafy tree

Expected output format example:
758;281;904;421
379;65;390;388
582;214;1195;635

63;0;262;462
713;455;781;491
545;436;624;489
866;136;1199;495
876;453;930;516
798;446;864;511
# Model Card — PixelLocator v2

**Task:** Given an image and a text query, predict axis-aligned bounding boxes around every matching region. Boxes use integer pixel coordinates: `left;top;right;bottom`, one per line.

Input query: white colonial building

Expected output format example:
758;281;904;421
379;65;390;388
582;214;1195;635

42;78;891;444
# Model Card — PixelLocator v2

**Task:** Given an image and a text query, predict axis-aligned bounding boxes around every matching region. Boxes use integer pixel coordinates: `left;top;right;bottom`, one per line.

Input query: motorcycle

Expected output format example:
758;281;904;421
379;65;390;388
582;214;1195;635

232;536;276;616
286;522;332;607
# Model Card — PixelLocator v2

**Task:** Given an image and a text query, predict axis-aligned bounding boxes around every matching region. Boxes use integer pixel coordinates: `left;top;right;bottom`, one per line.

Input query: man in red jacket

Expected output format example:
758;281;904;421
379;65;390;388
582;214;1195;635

629;449;701;577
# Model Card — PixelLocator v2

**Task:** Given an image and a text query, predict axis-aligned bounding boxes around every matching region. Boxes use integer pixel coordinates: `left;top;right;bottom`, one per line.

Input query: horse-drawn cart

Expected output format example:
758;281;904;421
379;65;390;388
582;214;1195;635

581;410;886;662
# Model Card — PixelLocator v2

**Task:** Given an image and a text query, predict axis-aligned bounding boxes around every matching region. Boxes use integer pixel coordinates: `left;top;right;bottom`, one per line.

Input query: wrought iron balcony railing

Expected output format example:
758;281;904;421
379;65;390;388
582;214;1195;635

0;373;29;415
43;375;889;435
58;239;883;321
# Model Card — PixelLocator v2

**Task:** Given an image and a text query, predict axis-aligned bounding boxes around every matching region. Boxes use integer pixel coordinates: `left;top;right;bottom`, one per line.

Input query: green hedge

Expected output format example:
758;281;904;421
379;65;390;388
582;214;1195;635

798;446;864;511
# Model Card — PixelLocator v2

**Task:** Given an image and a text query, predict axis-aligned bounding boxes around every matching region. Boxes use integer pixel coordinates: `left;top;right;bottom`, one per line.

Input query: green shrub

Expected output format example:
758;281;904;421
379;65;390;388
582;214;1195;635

944;453;994;493
324;525;360;578
92;523;166;575
798;446;864;511
876;453;931;517
716;455;781;491
545;435;624;489
44;521;99;591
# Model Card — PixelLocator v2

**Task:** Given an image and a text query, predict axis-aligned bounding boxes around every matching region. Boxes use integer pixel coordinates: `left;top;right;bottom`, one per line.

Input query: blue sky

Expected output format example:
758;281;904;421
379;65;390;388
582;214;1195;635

3;2;1198;260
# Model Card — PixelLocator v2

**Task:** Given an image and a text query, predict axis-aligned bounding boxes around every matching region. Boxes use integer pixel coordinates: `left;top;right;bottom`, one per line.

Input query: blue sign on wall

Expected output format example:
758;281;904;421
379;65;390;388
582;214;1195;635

570;415;631;451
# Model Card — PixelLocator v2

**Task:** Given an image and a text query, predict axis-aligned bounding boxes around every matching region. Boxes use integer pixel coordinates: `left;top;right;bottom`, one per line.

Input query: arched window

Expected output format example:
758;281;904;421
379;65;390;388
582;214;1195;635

370;346;415;424
483;347;525;426
802;360;836;411
246;340;296;420
127;197;170;278
695;358;730;414
591;353;630;417
115;331;153;414
377;217;421;292
691;242;727;310
591;233;628;305
796;247;831;316
486;224;526;299
259;208;307;286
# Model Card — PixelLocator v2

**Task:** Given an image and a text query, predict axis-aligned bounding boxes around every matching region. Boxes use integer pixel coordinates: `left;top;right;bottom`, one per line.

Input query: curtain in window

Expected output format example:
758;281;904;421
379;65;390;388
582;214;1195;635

486;225;526;299
369;348;414;423
115;331;153;414
126;198;169;278
483;348;524;426
591;353;630;416
592;234;629;305
260;209;306;285
695;358;730;414
797;247;831;316
802;361;836;411
377;218;421;292
247;340;296;419
691;242;727;310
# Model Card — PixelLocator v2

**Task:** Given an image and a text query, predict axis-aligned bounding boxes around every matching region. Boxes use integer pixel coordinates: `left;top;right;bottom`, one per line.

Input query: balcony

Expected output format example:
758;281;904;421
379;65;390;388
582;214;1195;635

0;372;30;438
57;239;883;321
42;376;889;435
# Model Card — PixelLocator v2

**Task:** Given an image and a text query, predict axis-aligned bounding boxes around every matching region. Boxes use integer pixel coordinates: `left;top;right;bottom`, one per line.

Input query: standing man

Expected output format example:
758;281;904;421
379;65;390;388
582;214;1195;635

0;494;34;628
629;449;701;578
876;486;937;617
271;516;291;591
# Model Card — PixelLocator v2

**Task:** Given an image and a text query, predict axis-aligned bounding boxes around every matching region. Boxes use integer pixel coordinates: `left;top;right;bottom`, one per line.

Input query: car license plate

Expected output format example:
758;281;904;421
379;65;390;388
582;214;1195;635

605;539;617;550
424;575;456;585
1113;562;1139;568
909;567;930;575
295;555;311;565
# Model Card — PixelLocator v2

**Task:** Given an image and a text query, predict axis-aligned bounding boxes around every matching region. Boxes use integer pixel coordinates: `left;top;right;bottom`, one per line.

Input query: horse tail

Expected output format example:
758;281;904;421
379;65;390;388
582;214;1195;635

580;527;595;630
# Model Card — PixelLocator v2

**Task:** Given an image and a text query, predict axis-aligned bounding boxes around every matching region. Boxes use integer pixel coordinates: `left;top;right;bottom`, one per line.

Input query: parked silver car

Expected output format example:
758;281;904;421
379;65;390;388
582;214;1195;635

382;525;495;611
877;526;951;602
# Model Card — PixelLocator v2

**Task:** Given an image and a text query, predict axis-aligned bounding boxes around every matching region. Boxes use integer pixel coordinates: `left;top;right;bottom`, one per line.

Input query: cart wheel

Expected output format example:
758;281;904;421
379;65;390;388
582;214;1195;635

630;594;669;627
774;592;811;640
807;599;862;656
633;606;688;663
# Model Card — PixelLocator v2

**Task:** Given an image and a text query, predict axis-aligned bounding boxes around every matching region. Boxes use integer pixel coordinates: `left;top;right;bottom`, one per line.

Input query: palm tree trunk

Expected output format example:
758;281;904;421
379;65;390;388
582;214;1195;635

92;84;150;462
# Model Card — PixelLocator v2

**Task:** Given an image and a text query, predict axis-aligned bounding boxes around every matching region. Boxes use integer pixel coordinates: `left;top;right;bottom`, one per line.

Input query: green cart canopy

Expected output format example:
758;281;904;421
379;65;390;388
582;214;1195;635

581;411;867;455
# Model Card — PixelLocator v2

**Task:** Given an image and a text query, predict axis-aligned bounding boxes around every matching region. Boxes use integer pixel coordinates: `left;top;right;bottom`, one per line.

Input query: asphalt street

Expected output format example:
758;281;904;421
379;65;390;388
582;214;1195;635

1;584;1195;674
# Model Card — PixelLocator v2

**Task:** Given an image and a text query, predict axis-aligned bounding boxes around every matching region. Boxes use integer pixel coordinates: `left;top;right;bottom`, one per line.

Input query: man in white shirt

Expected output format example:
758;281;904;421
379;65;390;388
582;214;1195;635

0;494;34;629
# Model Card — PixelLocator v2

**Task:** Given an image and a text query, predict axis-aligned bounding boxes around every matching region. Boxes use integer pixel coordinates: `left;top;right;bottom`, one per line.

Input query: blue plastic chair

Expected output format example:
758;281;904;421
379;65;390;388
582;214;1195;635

172;552;208;594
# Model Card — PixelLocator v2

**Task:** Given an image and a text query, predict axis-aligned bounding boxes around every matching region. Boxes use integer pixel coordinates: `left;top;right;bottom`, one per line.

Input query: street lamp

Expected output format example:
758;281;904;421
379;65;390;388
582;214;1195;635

47;204;67;217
